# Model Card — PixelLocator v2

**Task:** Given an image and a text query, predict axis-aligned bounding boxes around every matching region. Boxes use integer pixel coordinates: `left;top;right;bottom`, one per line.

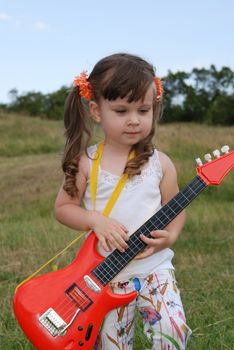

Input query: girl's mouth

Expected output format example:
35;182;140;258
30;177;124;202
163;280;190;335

125;131;140;135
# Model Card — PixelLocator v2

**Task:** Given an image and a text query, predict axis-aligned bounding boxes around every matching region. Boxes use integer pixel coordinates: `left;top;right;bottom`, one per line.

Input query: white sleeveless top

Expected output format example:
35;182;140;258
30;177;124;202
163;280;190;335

83;144;174;282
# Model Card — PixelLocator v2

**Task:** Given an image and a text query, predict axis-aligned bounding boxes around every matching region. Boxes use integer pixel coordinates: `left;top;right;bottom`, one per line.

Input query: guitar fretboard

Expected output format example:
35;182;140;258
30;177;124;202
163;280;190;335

92;175;207;286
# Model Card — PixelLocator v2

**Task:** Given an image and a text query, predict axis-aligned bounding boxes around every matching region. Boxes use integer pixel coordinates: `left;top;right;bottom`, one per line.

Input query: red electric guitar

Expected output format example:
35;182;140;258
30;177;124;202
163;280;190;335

13;146;234;350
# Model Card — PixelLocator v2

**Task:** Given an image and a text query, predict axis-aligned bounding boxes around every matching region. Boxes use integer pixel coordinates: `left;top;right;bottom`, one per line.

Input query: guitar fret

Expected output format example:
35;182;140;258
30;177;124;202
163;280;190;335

92;176;207;285
96;268;112;282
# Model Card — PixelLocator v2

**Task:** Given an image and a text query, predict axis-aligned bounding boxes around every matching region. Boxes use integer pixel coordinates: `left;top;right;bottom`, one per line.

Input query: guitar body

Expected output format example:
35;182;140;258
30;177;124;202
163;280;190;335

13;232;138;350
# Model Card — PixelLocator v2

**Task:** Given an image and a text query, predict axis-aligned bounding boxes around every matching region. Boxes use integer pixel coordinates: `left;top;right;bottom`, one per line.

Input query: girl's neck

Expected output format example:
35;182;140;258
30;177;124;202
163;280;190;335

100;140;133;176
103;139;132;157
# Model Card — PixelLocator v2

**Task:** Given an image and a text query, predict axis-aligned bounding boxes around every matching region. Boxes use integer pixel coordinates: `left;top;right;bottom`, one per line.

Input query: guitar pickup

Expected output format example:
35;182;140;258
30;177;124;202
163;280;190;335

66;283;93;311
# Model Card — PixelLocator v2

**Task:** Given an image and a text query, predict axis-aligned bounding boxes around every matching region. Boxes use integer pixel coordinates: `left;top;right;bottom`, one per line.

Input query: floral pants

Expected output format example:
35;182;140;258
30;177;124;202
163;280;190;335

94;269;192;350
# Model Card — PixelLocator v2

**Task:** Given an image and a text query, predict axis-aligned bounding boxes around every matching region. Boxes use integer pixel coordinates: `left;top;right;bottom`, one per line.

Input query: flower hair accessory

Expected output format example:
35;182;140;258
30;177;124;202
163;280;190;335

154;77;163;102
74;71;92;100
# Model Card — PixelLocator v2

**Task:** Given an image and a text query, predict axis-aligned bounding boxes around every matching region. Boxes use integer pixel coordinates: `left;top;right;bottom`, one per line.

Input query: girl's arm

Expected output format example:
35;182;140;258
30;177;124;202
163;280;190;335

54;154;93;230
54;155;129;253
135;152;186;259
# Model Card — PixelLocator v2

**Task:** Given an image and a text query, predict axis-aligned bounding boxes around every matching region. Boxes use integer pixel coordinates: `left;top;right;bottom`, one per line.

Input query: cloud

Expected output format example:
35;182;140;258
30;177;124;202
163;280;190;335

0;12;48;31
34;21;48;31
0;12;11;21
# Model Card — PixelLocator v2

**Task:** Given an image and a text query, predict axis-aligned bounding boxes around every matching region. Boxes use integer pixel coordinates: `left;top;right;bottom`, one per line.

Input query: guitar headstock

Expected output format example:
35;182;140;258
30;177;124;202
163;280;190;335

196;145;234;185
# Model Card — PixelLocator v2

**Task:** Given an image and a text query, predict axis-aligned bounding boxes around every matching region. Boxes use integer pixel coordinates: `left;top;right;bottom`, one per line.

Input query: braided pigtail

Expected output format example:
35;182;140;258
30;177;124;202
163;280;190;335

62;86;92;197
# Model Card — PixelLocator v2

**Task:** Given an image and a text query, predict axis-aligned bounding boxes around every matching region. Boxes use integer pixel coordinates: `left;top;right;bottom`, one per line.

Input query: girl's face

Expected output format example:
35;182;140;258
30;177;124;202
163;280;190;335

90;84;155;149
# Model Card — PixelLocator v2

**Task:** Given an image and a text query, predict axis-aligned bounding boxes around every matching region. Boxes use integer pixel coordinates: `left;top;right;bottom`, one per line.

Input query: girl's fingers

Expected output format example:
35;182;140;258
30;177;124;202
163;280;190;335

99;233;128;253
139;233;155;245
100;237;111;252
150;230;166;238
95;219;129;252
140;231;167;244
111;232;128;250
120;225;129;234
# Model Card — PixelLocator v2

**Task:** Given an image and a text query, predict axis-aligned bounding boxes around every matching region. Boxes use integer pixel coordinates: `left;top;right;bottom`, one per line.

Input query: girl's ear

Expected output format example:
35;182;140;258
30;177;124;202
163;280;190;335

89;101;101;123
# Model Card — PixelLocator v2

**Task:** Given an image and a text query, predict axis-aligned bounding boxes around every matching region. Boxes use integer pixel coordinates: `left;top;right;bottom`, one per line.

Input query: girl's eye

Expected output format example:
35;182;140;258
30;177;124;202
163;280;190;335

115;110;126;114
139;109;149;114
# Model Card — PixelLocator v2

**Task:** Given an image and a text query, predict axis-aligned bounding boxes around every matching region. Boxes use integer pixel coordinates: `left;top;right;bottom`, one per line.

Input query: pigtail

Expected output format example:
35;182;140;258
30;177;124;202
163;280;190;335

62;86;92;197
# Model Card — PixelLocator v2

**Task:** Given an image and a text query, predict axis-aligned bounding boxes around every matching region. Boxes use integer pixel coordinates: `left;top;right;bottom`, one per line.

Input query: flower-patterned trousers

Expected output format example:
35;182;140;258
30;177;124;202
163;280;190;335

94;269;192;350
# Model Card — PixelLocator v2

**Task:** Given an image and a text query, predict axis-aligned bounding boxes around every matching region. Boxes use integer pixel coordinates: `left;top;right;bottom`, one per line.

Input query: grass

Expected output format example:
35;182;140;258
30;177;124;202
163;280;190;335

0;110;233;349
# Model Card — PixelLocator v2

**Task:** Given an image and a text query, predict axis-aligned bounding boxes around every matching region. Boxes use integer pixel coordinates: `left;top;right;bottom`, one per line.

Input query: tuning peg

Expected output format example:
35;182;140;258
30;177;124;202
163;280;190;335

204;153;212;162
221;145;230;154
213;149;221;158
195;158;203;166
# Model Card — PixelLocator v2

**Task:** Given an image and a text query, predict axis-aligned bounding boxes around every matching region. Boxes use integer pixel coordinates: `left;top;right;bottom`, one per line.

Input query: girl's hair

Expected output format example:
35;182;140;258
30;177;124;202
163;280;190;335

62;53;163;197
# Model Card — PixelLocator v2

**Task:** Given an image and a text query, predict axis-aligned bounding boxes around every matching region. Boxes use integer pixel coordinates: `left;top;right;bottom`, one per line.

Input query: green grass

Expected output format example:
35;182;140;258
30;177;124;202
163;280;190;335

0;111;233;349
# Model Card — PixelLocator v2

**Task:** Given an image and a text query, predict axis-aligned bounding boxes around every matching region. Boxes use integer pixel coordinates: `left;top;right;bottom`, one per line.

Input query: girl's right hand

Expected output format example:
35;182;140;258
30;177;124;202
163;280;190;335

89;211;129;253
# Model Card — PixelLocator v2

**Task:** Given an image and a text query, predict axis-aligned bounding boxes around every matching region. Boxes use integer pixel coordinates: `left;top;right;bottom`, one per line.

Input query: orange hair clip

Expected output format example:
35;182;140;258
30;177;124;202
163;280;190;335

154;77;163;102
74;71;92;100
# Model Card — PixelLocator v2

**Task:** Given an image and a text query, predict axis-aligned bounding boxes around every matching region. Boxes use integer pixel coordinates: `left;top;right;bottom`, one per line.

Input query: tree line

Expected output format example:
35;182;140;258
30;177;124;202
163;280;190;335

3;65;234;125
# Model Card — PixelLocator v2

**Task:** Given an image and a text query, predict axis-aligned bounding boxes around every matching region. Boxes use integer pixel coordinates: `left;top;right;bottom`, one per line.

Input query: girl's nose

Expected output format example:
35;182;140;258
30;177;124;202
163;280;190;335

127;113;140;125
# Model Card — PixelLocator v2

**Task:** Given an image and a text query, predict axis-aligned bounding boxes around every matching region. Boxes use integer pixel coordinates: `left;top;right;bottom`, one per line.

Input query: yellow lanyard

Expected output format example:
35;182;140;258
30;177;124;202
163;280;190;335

16;142;135;289
90;141;135;216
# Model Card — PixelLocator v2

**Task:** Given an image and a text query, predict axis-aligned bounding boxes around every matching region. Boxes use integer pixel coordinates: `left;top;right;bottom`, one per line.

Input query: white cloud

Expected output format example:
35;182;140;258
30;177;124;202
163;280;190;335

0;12;11;21
34;21;48;31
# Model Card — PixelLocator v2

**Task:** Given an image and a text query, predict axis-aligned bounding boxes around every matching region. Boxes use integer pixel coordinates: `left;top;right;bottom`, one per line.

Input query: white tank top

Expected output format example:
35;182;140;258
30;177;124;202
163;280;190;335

83;144;174;282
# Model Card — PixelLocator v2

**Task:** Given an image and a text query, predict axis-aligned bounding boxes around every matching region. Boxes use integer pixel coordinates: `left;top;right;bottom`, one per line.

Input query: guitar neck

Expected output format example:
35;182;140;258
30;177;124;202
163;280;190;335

92;175;207;285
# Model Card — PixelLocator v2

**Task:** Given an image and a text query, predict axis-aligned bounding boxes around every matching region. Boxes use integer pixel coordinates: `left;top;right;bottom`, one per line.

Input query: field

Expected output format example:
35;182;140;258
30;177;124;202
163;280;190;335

0;111;233;349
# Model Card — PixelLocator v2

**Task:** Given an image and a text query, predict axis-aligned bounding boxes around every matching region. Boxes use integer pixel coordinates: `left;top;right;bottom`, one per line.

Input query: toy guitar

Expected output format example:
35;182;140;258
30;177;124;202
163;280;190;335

13;146;234;350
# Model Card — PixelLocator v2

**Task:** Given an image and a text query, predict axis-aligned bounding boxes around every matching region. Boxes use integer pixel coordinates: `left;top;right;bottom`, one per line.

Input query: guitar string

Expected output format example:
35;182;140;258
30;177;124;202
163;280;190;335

51;177;207;321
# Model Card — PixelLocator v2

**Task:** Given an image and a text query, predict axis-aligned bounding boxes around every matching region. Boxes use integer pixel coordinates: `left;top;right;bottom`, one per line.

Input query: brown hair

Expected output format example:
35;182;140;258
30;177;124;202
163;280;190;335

62;53;163;197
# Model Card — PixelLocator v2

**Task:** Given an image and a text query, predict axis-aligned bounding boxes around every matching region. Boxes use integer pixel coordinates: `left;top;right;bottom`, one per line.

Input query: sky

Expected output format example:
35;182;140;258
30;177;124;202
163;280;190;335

0;0;234;103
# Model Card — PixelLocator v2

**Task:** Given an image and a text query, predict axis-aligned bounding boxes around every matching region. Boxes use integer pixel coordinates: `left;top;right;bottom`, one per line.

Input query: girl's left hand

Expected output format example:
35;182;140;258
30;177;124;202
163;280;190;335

134;230;174;260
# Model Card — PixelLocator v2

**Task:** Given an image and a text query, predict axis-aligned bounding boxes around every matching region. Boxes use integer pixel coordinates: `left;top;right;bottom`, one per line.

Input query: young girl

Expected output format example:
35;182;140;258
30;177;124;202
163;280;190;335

55;53;192;349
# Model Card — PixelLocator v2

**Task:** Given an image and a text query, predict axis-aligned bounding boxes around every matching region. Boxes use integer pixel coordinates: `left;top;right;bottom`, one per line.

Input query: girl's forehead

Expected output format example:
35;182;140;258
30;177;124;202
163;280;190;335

107;84;155;106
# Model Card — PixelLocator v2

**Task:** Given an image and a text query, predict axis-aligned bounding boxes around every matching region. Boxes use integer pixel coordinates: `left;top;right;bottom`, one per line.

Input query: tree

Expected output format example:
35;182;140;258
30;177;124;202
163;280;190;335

162;65;234;124
204;93;234;125
9;91;46;116
44;86;69;120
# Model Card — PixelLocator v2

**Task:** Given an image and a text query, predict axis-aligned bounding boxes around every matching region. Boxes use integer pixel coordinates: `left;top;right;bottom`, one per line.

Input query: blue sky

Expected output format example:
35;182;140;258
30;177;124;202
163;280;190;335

1;0;234;103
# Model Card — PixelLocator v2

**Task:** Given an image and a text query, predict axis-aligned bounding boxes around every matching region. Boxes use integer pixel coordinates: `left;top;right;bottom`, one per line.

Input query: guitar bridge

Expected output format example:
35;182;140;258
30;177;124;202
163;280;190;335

39;308;67;337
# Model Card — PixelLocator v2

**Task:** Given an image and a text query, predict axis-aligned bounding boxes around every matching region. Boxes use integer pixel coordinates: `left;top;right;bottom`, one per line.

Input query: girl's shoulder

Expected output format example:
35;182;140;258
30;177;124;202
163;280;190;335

78;143;99;179
157;151;177;178
77;151;90;180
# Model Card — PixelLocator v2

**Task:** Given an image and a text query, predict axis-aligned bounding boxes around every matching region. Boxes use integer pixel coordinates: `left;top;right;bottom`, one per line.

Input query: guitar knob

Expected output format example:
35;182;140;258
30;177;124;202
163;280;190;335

195;158;203;166
204;153;212;162
213;149;220;158
221;145;230;154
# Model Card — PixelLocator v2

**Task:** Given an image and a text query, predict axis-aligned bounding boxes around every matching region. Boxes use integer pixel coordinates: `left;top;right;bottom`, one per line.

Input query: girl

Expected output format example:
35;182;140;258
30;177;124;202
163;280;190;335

55;53;192;349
